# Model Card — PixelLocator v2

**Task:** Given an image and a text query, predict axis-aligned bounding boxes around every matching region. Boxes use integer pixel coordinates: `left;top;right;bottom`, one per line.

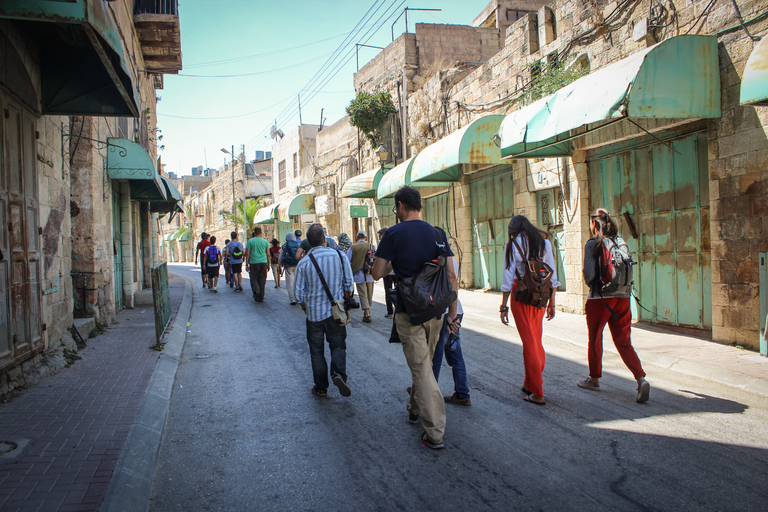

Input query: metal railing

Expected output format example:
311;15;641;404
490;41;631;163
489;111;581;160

133;0;178;16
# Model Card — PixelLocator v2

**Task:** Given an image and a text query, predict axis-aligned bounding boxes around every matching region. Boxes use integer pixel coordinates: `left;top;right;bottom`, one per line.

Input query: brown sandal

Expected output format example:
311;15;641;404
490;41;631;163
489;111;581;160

523;394;545;406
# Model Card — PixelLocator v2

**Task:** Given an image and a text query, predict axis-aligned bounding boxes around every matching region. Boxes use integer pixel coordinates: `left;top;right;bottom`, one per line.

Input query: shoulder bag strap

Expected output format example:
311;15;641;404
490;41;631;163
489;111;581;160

433;227;448;259
308;252;335;304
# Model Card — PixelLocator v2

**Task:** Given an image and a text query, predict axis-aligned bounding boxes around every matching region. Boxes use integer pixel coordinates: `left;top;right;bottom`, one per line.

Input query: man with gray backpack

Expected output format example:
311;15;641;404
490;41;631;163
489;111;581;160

578;208;650;403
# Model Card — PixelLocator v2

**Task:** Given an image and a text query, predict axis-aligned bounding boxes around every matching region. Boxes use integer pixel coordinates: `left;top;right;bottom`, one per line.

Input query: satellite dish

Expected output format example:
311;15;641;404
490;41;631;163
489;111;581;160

270;125;284;140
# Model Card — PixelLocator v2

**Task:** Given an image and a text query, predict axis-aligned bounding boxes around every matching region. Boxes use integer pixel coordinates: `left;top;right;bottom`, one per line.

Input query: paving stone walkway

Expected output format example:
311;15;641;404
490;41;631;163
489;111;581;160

0;275;185;512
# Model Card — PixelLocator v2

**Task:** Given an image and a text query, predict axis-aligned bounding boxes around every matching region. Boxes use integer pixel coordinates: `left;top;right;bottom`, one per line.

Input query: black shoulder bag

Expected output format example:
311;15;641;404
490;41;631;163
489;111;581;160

397;227;457;326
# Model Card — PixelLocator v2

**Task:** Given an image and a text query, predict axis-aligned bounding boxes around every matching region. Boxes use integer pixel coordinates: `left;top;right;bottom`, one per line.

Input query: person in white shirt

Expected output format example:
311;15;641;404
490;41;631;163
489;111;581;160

498;215;559;405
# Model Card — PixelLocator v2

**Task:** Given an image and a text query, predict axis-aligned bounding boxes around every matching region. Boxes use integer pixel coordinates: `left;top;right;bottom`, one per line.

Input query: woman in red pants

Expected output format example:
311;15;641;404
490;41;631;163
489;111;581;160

499;215;558;405
578;208;650;403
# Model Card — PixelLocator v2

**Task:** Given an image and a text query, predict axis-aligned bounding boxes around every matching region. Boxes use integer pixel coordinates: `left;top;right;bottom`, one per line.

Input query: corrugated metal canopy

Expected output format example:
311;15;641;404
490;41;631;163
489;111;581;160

376;157;453;200
107;138;167;201
741;37;768;106
498;35;720;159
341;168;384;198
151;176;183;214
277;193;314;222
253;203;279;224
0;0;140;116
411;115;504;183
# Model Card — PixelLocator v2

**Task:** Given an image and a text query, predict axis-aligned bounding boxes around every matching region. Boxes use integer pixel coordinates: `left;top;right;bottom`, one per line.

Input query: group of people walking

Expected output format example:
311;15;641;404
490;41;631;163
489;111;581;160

192;186;650;450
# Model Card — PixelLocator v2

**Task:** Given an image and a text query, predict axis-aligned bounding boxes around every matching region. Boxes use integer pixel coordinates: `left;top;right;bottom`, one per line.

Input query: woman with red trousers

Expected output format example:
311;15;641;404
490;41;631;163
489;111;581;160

578;208;650;403
499;215;558;405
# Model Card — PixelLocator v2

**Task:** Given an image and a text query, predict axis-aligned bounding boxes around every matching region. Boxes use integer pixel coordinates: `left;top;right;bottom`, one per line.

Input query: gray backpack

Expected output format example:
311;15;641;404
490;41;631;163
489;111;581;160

597;236;635;296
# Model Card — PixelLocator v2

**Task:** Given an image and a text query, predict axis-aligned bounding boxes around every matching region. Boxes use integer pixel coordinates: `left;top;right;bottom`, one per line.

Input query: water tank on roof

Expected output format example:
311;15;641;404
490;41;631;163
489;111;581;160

255;150;264;161
265;151;272;160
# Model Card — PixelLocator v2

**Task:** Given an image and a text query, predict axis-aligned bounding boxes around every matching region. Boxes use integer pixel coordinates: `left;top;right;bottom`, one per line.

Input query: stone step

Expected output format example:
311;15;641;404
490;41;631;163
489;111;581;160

73;317;96;341
134;289;154;306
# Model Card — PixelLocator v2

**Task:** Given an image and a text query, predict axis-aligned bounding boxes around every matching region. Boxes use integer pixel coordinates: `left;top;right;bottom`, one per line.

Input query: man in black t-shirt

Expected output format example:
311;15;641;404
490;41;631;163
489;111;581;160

373;186;459;450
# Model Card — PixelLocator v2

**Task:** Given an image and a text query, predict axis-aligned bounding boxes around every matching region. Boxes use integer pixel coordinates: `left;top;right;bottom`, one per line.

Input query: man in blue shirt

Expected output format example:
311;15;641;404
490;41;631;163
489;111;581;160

294;224;355;398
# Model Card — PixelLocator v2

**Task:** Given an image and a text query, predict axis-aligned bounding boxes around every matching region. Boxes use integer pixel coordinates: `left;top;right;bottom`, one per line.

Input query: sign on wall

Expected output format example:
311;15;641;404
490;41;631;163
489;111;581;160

350;205;369;218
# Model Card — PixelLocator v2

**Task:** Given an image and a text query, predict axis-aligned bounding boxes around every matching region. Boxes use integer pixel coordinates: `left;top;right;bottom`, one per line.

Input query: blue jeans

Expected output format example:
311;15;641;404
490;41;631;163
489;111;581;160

432;313;469;399
306;317;347;390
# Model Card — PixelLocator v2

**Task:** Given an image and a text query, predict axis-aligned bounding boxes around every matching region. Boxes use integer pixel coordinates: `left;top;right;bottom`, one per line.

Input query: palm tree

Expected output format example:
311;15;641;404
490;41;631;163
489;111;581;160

218;197;262;238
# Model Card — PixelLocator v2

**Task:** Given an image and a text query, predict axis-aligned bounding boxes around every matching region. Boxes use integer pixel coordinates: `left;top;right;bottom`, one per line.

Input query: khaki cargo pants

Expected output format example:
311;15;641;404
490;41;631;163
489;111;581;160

395;313;446;443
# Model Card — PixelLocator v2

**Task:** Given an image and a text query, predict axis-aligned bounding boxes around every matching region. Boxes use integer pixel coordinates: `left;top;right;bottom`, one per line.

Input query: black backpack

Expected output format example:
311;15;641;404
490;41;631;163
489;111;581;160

397;227;457;325
511;238;553;308
230;243;243;261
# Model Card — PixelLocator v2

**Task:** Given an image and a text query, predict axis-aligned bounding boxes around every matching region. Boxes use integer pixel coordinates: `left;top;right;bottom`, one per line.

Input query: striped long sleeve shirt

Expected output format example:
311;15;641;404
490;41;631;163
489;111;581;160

294;246;354;322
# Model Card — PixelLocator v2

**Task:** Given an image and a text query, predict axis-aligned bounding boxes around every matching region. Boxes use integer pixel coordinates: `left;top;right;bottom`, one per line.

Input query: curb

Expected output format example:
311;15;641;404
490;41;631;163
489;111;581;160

100;275;193;512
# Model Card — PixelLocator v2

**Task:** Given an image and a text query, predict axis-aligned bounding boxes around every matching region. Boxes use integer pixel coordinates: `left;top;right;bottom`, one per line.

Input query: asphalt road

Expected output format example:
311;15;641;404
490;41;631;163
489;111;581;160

150;263;768;512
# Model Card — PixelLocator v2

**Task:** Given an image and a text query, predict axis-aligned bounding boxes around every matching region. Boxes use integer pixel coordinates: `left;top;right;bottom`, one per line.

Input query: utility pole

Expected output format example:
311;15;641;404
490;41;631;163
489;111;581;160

231;144;236;235
241;144;247;243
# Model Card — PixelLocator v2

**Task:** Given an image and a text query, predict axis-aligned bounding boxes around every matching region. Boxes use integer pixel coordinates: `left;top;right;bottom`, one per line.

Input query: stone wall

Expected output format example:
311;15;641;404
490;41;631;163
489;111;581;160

348;0;768;346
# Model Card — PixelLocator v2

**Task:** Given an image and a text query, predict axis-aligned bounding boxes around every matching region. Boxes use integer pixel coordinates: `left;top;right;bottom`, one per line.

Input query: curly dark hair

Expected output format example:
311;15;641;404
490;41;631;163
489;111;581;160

394;186;422;212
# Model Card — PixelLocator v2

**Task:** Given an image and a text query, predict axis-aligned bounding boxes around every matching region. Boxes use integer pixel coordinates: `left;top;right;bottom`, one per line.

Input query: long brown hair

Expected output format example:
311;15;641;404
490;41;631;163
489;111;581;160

504;215;548;269
589;208;618;257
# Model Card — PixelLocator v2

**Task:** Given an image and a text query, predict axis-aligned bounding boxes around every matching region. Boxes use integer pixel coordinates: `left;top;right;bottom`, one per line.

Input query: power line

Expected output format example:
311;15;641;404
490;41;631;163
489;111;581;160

183;33;347;68
244;0;404;154
243;0;395;150
158;95;295;120
177;52;334;78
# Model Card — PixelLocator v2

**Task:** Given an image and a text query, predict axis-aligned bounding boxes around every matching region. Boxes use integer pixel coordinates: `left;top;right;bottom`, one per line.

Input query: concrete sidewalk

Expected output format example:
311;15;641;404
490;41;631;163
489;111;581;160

0;274;188;512
436;286;768;397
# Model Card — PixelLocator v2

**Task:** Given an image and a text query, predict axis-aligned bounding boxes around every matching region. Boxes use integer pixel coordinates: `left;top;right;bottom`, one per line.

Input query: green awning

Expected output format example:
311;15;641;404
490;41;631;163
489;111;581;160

341;168;384;198
254;203;279;224
376;157;453;199
107;138;166;201
498;35;721;159
163;233;174;241
411;115;504;183
151;176;183;214
741;37;768;106
171;232;181;240
178;232;191;242
0;0;140;116
277;194;314;223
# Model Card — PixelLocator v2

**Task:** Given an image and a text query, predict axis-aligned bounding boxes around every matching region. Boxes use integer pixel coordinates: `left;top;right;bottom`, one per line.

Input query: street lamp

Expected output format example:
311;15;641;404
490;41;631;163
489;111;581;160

376;144;389;172
221;146;237;235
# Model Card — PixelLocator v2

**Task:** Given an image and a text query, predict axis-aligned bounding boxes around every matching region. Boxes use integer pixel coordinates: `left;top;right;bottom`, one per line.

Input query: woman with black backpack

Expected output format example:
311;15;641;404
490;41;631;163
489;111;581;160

499;215;559;405
578;208;650;403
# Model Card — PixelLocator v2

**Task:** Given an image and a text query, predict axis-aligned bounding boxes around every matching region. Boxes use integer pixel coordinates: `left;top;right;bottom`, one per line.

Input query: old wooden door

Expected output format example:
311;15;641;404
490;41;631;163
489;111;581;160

588;132;711;329
0;94;43;370
470;169;515;290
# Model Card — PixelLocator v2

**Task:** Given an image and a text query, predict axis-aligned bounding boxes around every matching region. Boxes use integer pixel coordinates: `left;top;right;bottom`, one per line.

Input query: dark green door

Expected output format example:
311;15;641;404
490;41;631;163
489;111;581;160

536;188;566;291
588;132;711;329
470;169;515;290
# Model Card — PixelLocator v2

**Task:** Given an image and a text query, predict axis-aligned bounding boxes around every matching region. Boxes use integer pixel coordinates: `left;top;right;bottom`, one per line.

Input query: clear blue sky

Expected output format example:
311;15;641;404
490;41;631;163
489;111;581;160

157;0;488;175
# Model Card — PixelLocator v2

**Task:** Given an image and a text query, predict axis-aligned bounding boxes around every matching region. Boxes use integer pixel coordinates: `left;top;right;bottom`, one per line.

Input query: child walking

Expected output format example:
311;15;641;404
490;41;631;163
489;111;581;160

204;235;222;293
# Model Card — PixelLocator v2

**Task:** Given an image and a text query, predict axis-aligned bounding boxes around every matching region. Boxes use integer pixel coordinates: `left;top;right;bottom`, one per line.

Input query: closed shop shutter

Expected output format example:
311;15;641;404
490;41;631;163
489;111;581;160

588;132;711;329
469;169;515;290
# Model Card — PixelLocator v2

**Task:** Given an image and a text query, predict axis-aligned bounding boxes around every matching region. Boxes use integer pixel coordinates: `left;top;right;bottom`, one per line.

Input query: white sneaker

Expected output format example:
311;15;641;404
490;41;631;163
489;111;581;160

636;378;650;403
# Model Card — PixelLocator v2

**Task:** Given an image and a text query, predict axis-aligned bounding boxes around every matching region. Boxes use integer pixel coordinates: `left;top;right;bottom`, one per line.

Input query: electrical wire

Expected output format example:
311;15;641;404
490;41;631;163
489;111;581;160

158;94;294;120
183;33;348;68
243;0;405;154
245;0;404;151
177;52;334;78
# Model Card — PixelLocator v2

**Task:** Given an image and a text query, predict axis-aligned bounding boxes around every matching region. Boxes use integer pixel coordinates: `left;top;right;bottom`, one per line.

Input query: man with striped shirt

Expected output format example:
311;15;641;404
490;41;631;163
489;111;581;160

294;224;355;398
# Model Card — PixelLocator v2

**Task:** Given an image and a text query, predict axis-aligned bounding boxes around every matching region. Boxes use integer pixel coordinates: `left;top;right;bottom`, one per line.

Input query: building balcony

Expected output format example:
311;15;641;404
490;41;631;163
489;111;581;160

133;0;182;79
